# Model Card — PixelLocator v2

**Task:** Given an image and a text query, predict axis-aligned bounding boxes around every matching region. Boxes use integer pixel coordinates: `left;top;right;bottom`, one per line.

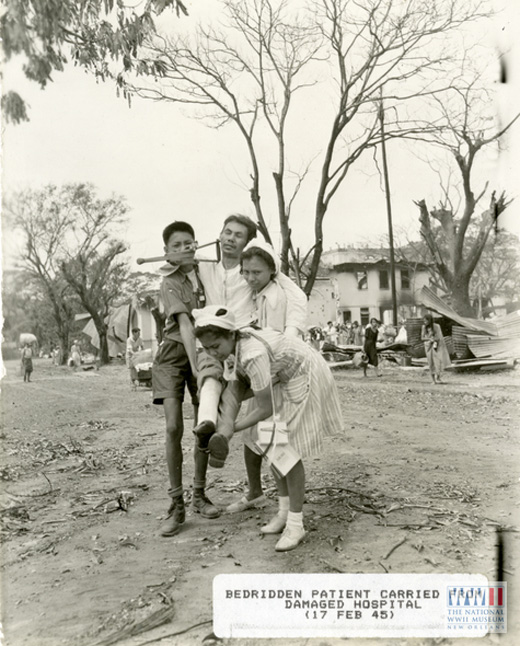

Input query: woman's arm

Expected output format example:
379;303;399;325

433;323;443;342
277;273;307;334
178;313;198;377
234;385;273;432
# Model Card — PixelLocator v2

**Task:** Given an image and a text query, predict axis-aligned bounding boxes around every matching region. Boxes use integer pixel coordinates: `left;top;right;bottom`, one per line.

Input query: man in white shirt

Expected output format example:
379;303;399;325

194;214;307;468
126;327;144;388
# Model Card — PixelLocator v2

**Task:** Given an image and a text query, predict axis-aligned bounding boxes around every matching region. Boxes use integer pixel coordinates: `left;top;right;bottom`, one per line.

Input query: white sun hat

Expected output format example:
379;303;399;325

192;305;237;331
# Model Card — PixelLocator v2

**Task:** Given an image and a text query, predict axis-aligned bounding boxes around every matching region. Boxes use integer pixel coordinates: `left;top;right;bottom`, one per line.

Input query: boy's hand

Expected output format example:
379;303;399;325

165;250;190;266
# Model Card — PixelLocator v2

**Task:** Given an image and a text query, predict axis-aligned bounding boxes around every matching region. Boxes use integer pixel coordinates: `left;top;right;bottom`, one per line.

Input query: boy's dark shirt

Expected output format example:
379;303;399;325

160;267;198;345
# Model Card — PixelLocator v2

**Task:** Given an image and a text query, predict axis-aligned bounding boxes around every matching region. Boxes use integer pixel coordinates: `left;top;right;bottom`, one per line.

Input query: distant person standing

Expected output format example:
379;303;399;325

53;344;63;366
421;313;450;384
20;344;34;382
69;341;81;369
324;321;337;345
363;318;381;377
351;321;362;346
126;327;144;389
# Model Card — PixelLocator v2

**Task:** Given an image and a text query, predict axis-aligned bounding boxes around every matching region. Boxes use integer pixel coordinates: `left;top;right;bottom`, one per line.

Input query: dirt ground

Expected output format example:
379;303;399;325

1;356;519;646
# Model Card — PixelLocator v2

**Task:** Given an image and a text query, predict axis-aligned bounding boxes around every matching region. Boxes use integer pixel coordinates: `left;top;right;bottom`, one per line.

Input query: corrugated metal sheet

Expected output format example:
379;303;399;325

466;334;520;359
405;318;424;346
419;287;498;335
451;326;473;359
494;310;520;337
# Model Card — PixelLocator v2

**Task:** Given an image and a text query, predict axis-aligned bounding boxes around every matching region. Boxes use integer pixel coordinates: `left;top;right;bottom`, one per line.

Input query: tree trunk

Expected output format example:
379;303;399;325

99;329;110;365
59;334;70;365
449;275;475;317
273;172;291;275
89;311;110;365
304;202;326;296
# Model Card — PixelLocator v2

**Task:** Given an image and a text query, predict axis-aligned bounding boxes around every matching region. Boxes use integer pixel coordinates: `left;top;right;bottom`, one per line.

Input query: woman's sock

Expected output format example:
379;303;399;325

286;510;304;529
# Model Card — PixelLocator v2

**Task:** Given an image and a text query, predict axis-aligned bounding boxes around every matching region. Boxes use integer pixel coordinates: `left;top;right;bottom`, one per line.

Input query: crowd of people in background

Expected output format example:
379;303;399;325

308;319;381;350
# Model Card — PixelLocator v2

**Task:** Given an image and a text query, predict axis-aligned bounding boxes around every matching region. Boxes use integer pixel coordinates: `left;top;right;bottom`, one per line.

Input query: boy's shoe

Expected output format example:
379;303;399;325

191;492;220;518
275;525;306;552
208;434;229;468
160;496;185;537
193;420;216;450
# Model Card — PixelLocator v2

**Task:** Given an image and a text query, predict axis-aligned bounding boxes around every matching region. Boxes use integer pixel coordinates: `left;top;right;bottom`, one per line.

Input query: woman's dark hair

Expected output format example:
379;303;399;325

162;221;195;245
240;247;276;279
370;318;379;325
423;312;434;327
352;321;359;327
194;325;235;341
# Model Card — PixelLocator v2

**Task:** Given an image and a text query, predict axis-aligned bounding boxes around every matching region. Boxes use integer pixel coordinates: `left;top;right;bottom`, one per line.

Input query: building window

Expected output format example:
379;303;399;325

342;310;351;323
401;269;410;290
360;308;370;326
356;271;368;290
379;270;389;290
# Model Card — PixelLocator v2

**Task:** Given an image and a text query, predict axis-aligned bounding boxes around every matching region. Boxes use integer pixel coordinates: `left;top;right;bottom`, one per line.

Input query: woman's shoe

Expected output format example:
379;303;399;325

261;514;287;534
226;494;267;513
275;525;306;551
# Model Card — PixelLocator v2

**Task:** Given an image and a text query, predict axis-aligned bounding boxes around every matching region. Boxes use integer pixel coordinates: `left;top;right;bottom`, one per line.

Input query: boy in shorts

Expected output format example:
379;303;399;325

152;221;220;537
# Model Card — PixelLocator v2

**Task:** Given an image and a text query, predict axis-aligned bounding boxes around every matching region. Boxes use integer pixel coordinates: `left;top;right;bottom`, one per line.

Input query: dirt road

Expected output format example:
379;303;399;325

1;357;519;646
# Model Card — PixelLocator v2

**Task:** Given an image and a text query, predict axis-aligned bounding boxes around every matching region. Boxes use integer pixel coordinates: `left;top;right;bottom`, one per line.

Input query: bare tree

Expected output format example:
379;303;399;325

414;77;519;316
6;184;130;364
471;230;520;315
126;0;488;293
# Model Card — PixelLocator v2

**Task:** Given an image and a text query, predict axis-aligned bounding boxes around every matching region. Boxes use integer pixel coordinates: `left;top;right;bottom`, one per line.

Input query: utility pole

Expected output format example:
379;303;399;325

379;91;398;327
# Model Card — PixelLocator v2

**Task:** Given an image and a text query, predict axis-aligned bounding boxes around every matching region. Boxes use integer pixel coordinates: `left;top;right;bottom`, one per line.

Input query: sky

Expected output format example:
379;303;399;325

1;0;519;271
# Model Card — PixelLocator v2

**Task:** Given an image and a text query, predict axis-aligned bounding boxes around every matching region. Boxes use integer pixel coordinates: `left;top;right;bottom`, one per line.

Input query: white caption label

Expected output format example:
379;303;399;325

213;573;507;637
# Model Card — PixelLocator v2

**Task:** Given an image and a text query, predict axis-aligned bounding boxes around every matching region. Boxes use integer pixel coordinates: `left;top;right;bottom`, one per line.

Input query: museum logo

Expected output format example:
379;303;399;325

446;583;506;634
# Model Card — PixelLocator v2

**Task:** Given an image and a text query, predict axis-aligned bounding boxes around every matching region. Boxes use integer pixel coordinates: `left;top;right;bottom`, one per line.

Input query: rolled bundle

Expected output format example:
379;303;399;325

19;333;38;346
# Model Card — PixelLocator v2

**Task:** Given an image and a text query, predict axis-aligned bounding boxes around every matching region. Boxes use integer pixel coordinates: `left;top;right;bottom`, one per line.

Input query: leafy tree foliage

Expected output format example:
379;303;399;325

1;269;78;356
1;0;187;123
5;183;130;364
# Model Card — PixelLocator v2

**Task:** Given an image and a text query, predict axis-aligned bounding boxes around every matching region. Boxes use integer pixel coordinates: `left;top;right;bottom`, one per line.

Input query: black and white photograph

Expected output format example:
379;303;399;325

1;0;519;644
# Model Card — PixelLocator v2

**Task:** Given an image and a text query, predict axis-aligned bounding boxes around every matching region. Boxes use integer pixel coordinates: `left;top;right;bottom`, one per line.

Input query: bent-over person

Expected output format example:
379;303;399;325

193;305;343;553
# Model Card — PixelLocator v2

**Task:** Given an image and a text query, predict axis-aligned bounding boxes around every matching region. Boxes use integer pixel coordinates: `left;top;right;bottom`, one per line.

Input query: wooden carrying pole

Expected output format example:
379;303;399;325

136;240;220;265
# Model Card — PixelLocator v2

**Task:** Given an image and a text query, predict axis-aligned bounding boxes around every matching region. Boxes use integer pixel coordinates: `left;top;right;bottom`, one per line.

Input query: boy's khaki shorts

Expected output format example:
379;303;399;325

152;339;198;405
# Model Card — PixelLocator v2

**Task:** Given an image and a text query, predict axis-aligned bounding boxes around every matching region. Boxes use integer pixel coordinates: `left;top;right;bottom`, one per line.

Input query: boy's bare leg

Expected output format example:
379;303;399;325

163;398;184;496
160;398;185;536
